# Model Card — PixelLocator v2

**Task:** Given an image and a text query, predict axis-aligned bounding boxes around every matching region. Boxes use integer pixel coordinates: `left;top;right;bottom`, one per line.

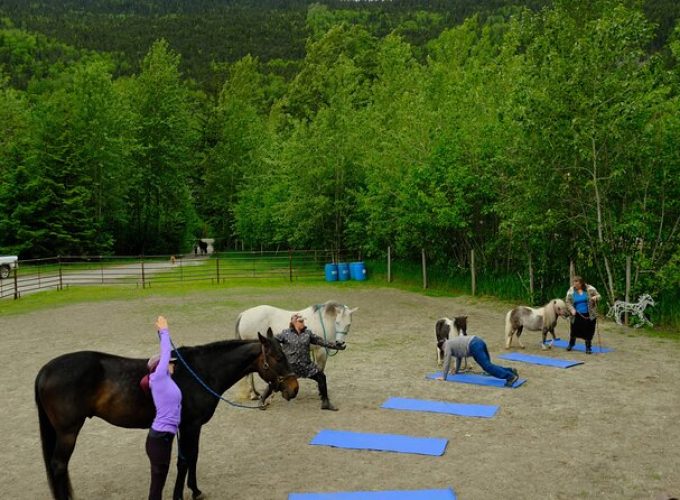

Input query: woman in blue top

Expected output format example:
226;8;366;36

565;276;602;354
146;315;182;500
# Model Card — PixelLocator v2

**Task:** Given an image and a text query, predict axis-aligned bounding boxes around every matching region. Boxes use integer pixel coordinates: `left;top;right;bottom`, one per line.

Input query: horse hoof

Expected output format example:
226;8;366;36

193;492;206;500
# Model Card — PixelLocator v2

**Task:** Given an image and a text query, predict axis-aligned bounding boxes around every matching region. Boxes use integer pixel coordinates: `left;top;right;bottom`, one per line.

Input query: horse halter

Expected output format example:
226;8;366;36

259;344;296;392
334;320;349;342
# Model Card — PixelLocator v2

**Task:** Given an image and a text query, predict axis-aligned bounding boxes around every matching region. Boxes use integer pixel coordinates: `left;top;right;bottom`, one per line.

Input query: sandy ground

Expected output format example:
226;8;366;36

1;285;678;500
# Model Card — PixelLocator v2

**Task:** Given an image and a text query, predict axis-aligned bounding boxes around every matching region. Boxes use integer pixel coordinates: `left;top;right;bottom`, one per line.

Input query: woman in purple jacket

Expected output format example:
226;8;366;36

146;316;182;500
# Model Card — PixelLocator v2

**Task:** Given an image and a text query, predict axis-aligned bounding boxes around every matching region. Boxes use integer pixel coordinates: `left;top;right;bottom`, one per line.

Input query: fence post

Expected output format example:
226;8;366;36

421;248;427;289
289;249;293;282
569;260;575;283
471;249;476;296
58;256;63;291
387;246;392;283
140;256;146;288
216;257;221;284
625;255;631;326
101;256;104;284
528;253;534;303
13;264;19;299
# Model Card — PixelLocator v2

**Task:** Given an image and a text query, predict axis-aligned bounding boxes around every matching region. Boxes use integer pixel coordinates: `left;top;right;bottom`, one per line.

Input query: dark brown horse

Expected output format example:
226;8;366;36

35;331;299;500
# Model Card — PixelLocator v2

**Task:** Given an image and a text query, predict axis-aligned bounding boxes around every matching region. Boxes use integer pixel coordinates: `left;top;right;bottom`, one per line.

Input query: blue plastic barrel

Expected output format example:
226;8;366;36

350;261;367;281
337;262;350;281
324;263;338;282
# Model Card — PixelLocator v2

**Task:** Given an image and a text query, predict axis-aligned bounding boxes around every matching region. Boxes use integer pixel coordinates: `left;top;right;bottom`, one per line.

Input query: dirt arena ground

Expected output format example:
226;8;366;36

1;285;678;499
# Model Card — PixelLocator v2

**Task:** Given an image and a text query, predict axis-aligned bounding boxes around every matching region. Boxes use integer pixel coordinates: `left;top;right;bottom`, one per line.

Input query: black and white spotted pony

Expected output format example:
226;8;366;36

435;316;470;369
607;294;654;328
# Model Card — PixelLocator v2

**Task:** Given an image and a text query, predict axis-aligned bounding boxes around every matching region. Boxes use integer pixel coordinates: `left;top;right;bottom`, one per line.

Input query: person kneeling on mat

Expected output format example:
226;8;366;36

267;313;345;410
437;335;519;387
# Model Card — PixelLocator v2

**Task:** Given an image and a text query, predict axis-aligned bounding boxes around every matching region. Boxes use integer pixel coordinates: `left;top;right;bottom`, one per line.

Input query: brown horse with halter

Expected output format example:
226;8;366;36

35;330;298;500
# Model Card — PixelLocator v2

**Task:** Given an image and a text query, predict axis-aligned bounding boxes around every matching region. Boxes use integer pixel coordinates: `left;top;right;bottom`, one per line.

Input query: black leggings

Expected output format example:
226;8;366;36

570;314;597;350
310;372;330;400
146;429;175;500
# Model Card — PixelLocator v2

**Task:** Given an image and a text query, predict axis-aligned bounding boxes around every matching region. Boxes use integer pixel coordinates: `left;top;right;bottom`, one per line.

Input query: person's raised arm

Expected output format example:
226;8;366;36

154;316;172;377
439;343;452;381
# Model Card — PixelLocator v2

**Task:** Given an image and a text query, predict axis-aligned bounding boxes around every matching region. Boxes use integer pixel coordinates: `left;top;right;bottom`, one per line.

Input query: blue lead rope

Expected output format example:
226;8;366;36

169;338;263;410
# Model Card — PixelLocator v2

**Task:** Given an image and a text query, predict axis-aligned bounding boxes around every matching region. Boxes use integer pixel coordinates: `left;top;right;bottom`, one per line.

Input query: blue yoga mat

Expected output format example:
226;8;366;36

426;372;526;388
497;352;584;368
289;488;457;500
382;397;498;418
550;339;614;353
310;429;448;456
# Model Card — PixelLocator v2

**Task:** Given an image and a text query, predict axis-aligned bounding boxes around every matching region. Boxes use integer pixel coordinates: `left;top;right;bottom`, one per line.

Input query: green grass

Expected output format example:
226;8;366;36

3;255;679;337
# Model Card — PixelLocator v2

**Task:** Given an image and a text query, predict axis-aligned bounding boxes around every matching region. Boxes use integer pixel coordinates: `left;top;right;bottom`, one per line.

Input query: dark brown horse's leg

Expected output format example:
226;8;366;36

174;426;204;500
51;427;82;500
186;427;204;499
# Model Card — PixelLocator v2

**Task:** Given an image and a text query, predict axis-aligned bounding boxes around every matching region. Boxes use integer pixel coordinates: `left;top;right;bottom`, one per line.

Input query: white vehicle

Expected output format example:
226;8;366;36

0;256;18;279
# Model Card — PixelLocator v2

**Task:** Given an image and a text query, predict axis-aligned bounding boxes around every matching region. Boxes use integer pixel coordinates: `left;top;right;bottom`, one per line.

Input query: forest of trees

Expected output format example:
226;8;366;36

0;0;678;323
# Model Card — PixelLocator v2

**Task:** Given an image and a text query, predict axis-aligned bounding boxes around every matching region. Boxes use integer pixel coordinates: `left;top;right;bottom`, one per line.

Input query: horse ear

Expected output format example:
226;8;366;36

266;327;273;338
349;307;359;314
257;332;269;345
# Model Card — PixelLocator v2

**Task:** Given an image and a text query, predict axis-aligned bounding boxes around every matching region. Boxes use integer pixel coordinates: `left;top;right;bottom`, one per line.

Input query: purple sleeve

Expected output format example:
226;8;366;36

156;328;172;379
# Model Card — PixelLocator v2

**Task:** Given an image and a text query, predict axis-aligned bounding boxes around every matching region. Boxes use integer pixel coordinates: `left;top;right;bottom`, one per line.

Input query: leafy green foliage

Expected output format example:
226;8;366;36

0;0;678;326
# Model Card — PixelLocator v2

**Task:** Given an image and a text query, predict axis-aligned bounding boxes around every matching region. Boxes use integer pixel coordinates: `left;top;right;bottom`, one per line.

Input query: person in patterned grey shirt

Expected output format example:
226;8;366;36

274;313;346;411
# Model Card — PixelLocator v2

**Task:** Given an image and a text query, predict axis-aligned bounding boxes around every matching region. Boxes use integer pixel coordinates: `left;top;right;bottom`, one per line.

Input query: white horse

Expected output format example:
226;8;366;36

607;294;655;328
505;298;571;350
235;300;358;400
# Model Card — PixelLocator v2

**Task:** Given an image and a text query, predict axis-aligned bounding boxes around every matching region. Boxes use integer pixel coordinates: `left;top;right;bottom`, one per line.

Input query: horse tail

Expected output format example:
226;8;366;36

35;371;63;499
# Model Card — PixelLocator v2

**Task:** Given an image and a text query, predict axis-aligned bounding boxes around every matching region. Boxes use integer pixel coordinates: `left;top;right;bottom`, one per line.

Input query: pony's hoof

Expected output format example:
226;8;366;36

520;345;526;349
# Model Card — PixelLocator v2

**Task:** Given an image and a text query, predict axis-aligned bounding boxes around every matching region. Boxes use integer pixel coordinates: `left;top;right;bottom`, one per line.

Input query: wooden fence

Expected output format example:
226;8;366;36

0;249;362;300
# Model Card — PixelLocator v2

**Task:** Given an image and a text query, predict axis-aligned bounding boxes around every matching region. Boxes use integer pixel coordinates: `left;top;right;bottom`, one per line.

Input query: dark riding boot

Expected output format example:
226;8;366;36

566;336;575;351
585;337;593;354
312;372;338;411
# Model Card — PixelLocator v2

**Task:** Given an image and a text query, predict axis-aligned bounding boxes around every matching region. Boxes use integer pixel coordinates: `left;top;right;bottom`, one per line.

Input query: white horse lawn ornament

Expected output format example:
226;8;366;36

607;294;654;328
235;301;357;400
505;299;572;349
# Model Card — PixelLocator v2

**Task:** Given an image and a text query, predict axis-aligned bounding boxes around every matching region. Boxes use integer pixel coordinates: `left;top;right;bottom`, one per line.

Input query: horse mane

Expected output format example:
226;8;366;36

542;299;565;326
175;339;256;357
313;300;343;313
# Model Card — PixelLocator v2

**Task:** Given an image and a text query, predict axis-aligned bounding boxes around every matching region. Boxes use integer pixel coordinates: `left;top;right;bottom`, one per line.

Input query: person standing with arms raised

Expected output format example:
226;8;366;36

146;316;182;500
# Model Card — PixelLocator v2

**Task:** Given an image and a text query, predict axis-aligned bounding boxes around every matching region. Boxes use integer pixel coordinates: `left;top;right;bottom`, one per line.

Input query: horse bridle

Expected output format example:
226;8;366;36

316;305;350;357
260;344;296;392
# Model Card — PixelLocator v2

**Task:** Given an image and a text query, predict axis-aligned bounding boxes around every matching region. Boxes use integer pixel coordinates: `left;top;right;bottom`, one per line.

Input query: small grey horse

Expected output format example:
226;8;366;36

505;299;571;350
